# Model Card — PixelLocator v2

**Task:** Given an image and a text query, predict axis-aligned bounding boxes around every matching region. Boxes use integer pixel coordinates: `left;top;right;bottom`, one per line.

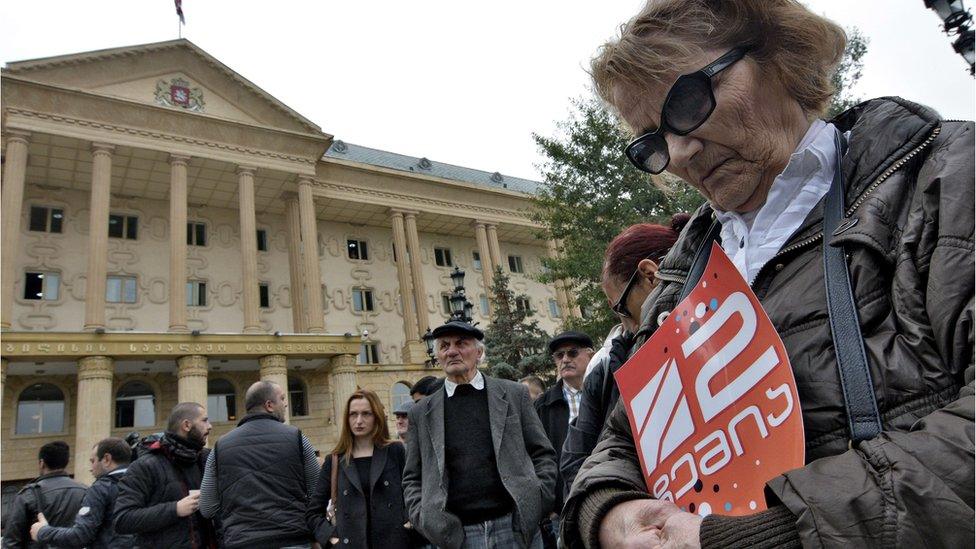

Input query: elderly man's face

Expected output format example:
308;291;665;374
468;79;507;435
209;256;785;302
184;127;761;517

395;414;409;439
615;48;809;213
553;343;592;390
437;335;482;381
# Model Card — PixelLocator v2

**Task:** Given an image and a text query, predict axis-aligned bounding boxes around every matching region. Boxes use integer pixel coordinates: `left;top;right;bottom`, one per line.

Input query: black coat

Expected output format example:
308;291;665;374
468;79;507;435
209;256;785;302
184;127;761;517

113;443;213;548
35;468;135;549
534;380;570;514
307;442;411;549
558;333;633;499
2;472;86;549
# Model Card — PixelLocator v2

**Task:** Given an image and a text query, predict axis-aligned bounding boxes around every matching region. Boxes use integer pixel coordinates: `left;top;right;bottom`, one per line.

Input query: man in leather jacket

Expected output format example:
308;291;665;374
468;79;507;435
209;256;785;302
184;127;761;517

3;441;86;549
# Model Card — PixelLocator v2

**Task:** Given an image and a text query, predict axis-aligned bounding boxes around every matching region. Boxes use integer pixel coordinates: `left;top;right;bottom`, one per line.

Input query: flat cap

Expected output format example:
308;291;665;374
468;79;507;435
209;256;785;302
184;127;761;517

548;330;595;354
394;400;414;416
430;320;484;341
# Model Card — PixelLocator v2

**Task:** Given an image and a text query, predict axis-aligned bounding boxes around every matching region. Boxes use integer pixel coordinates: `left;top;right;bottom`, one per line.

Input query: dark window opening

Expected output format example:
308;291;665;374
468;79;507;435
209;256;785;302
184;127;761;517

259;283;270;308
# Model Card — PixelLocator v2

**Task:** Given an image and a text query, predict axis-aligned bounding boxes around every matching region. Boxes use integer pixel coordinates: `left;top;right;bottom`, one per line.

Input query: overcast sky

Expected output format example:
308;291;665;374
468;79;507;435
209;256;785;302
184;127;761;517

2;1;973;181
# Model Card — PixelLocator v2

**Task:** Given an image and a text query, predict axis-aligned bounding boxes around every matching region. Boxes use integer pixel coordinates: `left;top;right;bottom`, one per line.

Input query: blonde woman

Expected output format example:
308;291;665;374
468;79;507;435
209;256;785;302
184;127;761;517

308;389;410;549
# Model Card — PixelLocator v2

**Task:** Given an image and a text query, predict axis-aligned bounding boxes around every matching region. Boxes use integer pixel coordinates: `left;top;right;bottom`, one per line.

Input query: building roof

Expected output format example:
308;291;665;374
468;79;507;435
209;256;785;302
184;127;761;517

324;140;541;195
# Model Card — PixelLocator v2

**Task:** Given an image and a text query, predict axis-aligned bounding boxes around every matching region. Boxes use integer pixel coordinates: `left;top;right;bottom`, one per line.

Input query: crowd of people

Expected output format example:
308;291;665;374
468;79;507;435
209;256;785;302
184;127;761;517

3;0;974;547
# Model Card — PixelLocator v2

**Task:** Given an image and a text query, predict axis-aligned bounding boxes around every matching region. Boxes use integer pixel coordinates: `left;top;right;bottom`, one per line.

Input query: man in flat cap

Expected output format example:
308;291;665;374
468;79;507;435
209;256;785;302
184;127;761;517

534;331;594;547
402;320;556;549
394;400;413;442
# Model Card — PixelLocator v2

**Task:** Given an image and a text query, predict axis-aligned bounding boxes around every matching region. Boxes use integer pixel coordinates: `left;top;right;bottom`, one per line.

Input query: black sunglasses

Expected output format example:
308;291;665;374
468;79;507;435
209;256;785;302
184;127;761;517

552;348;582;361
624;47;750;174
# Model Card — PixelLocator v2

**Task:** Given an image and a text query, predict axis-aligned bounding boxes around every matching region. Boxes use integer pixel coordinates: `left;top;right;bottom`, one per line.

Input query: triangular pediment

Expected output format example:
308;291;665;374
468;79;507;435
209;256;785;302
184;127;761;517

3;39;321;135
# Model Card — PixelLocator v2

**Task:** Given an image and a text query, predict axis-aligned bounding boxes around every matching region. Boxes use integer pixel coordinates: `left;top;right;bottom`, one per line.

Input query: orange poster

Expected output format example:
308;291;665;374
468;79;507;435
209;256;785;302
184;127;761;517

614;243;804;517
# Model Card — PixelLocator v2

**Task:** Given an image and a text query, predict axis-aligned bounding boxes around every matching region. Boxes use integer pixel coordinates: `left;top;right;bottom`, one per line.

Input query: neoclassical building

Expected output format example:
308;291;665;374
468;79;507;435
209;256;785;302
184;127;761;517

0;39;577;499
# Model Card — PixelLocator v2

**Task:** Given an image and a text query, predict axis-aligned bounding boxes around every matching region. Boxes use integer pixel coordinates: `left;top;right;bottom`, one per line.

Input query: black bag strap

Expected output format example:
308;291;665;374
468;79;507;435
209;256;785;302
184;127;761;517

822;128;883;444
679;219;722;301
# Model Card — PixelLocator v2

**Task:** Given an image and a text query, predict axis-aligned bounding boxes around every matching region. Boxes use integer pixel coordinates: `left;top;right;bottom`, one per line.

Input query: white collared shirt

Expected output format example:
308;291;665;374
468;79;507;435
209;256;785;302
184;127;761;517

444;369;485;398
562;382;582;423
714;119;838;284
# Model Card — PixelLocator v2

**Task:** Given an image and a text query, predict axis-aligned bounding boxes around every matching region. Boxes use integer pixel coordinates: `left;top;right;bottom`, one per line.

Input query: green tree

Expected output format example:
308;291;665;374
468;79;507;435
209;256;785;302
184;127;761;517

531;28;868;342
483;267;554;383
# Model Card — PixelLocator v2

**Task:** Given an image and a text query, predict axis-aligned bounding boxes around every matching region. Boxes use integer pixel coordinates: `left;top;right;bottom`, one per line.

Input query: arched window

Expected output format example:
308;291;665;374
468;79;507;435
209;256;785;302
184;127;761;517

288;377;308;417
115;381;156;428
391;382;412;411
207;379;237;423
17;383;65;434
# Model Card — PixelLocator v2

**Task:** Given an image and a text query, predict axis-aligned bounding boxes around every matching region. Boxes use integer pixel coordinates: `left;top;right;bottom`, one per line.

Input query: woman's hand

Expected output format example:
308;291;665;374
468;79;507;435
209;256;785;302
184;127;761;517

599;499;703;549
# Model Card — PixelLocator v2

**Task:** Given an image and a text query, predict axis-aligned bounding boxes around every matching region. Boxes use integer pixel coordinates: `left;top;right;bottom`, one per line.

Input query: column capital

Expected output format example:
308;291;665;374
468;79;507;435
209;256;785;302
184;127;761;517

237;165;258;176
258;354;288;377
331;353;357;372
390;208;419;218
4;129;31;145
297;174;316;186
77;356;114;380
169;153;191;165
471;220;489;229
177;354;209;377
91;142;116;154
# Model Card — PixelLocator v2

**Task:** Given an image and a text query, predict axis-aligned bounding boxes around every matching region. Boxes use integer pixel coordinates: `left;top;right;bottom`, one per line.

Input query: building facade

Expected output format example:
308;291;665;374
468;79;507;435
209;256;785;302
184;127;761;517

0;39;577;500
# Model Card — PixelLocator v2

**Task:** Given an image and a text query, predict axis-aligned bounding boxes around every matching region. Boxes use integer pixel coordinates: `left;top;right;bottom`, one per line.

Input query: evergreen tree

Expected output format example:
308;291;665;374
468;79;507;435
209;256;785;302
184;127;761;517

483;267;554;383
531;28;868;341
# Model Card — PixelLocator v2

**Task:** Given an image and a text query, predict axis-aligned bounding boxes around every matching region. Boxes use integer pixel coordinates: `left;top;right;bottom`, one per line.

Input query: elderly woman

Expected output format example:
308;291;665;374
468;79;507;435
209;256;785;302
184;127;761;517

562;1;974;548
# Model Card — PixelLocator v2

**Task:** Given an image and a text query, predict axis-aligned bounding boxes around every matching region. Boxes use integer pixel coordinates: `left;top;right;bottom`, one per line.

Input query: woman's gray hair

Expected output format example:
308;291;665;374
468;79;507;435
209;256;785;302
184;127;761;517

591;0;847;124
433;337;488;366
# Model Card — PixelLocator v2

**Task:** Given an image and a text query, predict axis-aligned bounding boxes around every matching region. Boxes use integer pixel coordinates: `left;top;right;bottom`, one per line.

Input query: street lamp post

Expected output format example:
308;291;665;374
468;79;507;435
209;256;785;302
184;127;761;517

925;0;976;74
423;266;477;365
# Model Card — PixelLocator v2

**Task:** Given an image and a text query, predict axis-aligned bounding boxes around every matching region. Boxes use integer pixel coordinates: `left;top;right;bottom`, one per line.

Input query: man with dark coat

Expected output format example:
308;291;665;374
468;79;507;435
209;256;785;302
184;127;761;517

402;320;557;549
199;380;319;548
3;441;86;549
30;438;136;548
534;331;593;547
113;402;214;548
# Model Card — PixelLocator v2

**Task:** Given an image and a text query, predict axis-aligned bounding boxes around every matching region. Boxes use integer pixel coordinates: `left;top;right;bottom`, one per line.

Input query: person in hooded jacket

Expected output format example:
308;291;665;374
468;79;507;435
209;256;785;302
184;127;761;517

113;402;215;548
30;438;136;549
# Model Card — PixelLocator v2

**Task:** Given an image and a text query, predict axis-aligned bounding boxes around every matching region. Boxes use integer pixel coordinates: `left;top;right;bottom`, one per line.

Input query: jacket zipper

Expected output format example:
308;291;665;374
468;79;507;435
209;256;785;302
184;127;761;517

750;124;943;285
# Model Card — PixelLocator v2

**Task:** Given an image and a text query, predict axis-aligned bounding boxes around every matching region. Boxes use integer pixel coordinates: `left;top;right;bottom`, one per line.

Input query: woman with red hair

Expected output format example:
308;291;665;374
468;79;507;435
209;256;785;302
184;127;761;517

558;213;689;498
308;389;411;549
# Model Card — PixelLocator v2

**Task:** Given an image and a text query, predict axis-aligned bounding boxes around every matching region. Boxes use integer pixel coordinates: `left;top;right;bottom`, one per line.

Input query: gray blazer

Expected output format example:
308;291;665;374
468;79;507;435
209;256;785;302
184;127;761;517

402;374;557;549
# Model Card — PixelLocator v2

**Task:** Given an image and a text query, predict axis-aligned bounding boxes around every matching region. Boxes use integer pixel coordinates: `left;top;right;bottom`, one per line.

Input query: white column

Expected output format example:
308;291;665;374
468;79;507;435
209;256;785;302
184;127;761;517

237;166;261;333
84;143;115;331
75;356;113;484
298;177;325;333
284;195;307;332
403;211;430;333
177;355;209;406
169;154;190;332
259;354;290;423
1;131;30;329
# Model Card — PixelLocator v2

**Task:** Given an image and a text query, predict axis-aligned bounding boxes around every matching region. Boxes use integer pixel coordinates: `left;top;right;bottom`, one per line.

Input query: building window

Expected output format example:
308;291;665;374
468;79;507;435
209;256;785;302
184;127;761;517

29;206;64;234
508;255;524;274
549;298;562;319
259;283;270;308
347;239;369;261
257;229;269;252
480;294;490;316
108;214;138;240
186;280;207;307
16;383;65;434
391;382;412;410
288;377;308;417
208;379;237;423
115;381;156;428
359;342;380;364
23;272;60;301
515;296;532;314
441;293;452;316
472;251;482;271
434;247;453;267
353;288;374;312
187;222;207;246
106;275;138;304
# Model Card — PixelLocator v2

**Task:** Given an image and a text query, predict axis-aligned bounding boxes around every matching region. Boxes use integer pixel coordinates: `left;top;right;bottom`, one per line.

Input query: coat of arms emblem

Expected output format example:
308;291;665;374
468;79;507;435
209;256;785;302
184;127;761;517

154;77;205;112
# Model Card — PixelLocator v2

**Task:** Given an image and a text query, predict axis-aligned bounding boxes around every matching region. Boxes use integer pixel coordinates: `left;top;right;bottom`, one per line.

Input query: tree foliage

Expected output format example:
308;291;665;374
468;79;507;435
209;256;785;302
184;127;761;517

483;267;554;383
531;27;869;342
